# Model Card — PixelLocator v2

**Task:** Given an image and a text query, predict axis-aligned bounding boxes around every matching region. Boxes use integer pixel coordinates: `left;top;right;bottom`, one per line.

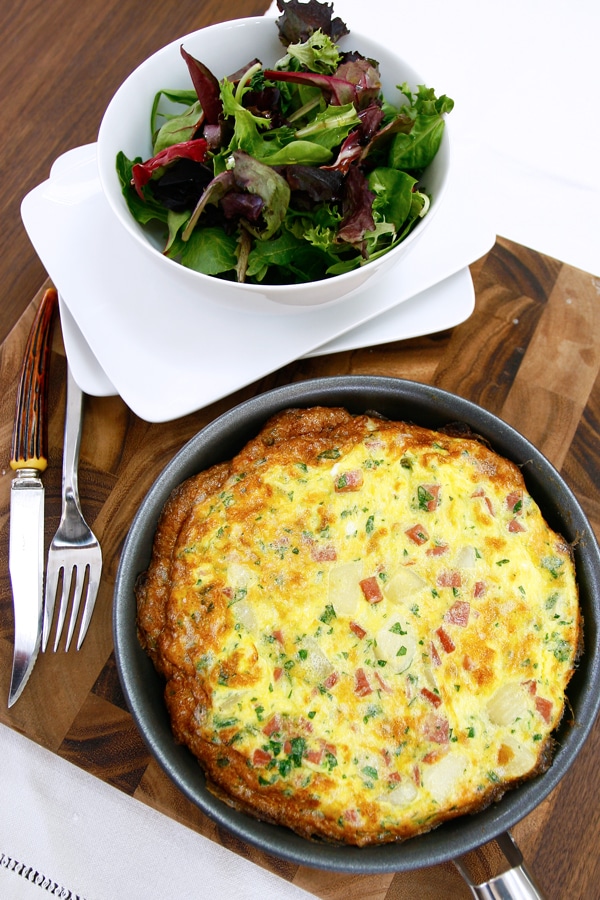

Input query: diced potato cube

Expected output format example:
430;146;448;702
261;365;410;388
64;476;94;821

486;682;531;726
376;620;416;673
298;636;334;683
385;568;427;605
381;779;418;807
422;752;468;804
328;561;363;616
497;736;537;778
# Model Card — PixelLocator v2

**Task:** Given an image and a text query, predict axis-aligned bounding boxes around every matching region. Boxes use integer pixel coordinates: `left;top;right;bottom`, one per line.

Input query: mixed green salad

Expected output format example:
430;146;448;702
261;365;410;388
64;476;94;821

117;0;453;285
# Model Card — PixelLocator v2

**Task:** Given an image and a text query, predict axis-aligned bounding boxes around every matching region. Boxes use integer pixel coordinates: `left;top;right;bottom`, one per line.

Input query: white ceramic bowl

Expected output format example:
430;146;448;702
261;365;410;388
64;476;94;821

97;17;451;314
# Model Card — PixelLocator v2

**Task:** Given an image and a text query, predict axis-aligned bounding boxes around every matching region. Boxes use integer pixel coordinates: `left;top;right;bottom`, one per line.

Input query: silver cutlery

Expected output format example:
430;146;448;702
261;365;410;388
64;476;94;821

8;287;58;707
43;362;102;651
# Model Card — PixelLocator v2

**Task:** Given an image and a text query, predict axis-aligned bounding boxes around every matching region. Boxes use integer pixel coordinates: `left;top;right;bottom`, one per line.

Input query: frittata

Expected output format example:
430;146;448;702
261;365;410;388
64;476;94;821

136;406;581;845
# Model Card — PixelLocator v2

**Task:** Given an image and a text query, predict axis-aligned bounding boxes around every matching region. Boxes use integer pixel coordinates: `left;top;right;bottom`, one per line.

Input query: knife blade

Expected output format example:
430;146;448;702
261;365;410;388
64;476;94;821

8;287;58;707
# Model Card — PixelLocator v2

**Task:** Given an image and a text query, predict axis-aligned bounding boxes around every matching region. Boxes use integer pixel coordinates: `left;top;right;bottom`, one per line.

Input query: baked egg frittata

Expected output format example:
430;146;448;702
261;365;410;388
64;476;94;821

136;407;580;845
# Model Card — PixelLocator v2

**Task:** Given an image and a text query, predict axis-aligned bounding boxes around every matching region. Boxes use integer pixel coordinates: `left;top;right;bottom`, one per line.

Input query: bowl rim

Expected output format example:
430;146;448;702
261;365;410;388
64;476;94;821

113;375;600;872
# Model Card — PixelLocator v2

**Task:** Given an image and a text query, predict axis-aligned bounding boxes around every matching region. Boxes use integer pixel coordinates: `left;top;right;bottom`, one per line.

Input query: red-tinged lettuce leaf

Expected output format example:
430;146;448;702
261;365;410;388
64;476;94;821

263;68;357;106
334;58;381;109
360;112;414;167
227;150;291;240
275;0;349;47
220;191;264;222
149;158;214;212
182;170;236;240
131;139;208;197
322;130;362;174
322;103;386;174
358;104;386;140
337;165;375;244
183;151;290;243
116;151;170;225
203;120;231;151
243;86;286;127
283;164;343;205
180;46;223;125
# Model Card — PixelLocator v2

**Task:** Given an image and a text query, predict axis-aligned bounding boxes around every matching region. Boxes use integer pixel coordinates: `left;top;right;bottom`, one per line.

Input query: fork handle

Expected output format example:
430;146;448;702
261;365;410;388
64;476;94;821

63;365;84;507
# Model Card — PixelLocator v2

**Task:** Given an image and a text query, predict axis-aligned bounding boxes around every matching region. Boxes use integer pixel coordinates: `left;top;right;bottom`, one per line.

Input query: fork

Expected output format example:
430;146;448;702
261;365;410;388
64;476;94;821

43;363;102;651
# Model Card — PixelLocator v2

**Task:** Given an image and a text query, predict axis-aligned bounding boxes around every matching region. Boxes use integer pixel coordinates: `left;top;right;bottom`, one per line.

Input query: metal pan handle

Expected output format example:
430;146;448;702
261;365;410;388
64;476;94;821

454;832;545;899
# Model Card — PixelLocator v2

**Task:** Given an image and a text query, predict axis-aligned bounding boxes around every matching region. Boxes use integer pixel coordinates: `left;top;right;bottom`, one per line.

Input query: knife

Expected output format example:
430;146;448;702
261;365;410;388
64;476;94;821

8;287;58;707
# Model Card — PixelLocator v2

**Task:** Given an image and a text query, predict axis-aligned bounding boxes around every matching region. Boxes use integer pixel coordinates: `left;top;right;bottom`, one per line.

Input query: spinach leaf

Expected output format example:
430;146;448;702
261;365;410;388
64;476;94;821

153;100;203;154
368;167;417;231
176;226;238;275
389;114;447;170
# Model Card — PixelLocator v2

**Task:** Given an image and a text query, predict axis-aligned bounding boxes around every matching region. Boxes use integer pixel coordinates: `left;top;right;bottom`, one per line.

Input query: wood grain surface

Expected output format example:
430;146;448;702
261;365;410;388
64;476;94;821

1;0;272;346
2;238;600;899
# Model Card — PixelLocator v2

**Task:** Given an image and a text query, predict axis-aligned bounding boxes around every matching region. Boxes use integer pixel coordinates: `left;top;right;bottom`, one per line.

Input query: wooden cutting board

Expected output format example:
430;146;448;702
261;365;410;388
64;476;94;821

1;237;600;898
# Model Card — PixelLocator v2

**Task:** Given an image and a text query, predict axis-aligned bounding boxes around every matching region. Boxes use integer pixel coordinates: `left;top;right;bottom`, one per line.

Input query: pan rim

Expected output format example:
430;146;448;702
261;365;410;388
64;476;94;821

114;375;600;872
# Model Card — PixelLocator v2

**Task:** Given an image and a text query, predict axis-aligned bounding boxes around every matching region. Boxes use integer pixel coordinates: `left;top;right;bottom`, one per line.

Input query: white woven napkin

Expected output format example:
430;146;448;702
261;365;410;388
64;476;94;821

267;0;600;277
0;725;314;900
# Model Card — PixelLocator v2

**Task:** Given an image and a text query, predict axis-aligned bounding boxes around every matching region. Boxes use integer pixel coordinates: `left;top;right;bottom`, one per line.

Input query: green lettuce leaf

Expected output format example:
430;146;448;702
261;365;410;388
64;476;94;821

176;225;238;275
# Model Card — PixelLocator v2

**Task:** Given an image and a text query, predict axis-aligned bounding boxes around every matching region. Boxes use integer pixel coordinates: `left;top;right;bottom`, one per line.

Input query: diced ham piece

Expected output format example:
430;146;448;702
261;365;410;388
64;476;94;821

273;666;283;681
472;489;495;516
405;524;429;545
349;621;367;639
359;576;383;604
426;543;449;557
375;671;393;693
437;570;462;589
423;714;450;744
445;600;471;627
430;641;442;667
262;715;282;736
354;667;373;696
323;671;339;691
423;750;442;764
305;748;324;765
420;484;441;511
535;696;553;723
334;469;364;492
344;809;361;825
320;740;337;757
474;581;487;598
506;490;523;513
311;544;337;562
273;629;284;645
436;626;456;654
508;518;526;533
253;748;272;767
421;687;442;708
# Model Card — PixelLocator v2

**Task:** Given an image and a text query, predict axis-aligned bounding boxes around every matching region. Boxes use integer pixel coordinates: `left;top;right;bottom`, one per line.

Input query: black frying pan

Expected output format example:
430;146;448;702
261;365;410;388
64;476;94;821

114;377;600;895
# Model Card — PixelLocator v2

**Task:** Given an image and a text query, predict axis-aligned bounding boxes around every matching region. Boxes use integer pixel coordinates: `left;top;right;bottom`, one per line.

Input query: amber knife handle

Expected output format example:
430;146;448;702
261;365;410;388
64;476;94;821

10;287;59;472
